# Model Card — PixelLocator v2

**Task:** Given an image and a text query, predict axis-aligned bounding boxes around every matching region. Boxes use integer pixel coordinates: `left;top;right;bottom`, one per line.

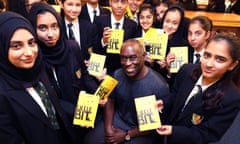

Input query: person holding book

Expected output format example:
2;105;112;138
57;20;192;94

151;5;189;87
59;0;99;61
28;1;99;120
84;39;169;144
93;0;138;75
136;3;155;37
0;11;76;144
156;33;240;144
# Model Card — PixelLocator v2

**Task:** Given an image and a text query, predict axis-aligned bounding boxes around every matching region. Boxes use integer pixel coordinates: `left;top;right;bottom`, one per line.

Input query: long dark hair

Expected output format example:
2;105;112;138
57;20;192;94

191;33;240;110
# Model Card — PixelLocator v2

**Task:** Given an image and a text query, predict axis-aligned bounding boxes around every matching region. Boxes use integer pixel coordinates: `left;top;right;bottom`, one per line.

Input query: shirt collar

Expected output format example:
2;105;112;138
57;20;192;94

111;13;124;29
65;17;78;28
194;48;205;56
86;3;100;16
196;75;218;92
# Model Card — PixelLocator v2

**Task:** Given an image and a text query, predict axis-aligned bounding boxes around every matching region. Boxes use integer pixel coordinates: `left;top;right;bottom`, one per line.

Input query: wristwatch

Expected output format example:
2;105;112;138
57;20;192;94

125;130;131;141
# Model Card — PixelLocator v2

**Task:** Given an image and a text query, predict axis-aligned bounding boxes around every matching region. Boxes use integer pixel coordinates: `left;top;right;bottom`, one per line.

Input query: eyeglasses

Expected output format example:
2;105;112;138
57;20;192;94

120;55;138;63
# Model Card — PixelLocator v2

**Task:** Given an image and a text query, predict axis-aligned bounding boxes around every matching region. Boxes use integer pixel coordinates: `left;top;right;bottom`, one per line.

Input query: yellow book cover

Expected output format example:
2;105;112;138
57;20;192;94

94;75;118;100
144;28;167;60
134;95;161;131
170;46;188;73
88;53;106;76
73;92;99;128
107;29;124;54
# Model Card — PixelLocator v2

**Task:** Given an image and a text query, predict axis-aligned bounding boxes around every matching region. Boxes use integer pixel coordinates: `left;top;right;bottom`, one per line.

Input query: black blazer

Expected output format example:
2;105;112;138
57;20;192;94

210;111;240;144
94;15;138;75
62;18;98;60
0;71;76;144
79;4;110;23
163;64;240;144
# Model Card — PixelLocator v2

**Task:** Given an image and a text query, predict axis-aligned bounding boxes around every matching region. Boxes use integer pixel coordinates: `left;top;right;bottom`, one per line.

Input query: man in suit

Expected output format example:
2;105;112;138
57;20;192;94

93;0;138;75
79;0;110;23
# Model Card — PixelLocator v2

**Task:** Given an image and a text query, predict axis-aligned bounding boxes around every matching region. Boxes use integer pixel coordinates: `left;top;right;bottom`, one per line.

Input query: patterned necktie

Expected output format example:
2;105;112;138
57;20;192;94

115;22;120;29
35;82;60;129
195;53;201;64
67;23;75;40
182;85;202;112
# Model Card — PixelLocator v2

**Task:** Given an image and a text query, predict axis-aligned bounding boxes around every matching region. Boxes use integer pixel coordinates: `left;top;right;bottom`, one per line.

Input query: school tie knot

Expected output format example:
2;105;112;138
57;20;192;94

195;53;201;64
115;22;120;29
67;23;75;40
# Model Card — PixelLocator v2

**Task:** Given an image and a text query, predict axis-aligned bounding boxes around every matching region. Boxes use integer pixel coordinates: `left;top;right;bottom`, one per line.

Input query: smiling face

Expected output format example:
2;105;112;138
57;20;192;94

36;12;60;47
163;10;181;36
128;0;144;14
8;29;38;69
120;40;147;80
201;40;238;85
188;21;210;51
61;0;82;21
139;9;154;32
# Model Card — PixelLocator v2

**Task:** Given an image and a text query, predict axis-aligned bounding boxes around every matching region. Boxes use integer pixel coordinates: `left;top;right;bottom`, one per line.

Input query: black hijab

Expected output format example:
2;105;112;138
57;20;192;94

0;11;42;89
28;2;69;66
28;2;81;104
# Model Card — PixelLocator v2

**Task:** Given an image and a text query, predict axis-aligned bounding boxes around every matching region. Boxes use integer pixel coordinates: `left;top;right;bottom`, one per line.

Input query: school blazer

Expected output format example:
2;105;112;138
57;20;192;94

94;15;138;74
62;19;98;60
79;4;110;23
0;73;76;144
164;64;240;144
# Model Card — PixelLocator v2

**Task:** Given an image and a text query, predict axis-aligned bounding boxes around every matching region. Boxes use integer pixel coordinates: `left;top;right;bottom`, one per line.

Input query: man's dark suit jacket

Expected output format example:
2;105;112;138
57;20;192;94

94;15;138;75
163;64;240;144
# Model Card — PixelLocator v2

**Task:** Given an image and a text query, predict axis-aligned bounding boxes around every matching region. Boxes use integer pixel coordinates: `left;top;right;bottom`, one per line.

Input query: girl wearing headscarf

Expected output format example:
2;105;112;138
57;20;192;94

0;11;76;144
28;2;98;115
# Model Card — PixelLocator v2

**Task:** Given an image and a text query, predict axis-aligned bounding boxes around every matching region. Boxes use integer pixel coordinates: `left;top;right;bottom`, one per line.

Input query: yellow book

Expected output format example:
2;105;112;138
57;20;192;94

170;46;188;73
134;95;161;131
144;28;167;60
107;29;124;54
94;75;118;100
73;91;99;128
88;53;106;76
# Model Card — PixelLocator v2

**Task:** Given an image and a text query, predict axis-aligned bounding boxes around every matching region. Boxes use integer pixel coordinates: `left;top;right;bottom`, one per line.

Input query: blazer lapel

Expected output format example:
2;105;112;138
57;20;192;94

169;77;196;122
9;90;53;128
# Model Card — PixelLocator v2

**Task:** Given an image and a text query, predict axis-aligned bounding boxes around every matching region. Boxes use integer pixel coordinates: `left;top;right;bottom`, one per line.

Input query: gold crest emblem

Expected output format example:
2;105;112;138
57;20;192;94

192;113;204;125
75;68;81;79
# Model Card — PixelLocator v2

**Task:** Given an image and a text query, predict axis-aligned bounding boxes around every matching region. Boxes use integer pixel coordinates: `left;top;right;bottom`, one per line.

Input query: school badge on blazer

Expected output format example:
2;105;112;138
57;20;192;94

75;68;81;79
192;113;204;125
